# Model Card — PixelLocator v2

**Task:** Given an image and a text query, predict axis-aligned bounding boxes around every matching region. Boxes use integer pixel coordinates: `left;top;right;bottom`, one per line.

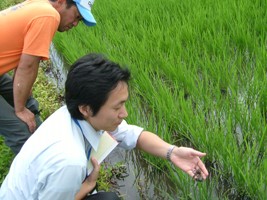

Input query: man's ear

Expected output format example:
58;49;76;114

78;105;92;118
51;0;65;9
57;0;65;4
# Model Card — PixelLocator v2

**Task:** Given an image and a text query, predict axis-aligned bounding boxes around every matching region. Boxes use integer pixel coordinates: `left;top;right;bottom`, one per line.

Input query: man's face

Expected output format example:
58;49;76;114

88;81;129;132
57;3;83;32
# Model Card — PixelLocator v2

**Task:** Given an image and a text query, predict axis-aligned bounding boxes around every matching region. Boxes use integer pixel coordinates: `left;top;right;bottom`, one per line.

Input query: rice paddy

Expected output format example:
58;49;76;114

1;0;266;199
53;0;267;199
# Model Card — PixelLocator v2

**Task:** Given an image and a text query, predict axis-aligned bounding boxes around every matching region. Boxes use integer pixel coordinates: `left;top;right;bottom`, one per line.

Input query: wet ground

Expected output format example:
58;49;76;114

106;148;175;200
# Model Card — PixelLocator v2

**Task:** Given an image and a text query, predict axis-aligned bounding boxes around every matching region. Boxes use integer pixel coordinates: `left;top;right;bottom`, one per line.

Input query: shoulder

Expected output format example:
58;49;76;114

22;0;60;19
38;106;71;131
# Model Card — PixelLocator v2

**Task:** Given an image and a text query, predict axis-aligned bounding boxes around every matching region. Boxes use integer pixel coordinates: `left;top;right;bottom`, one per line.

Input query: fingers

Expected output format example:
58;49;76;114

190;167;204;182
190;159;209;181
187;155;209;181
86;157;100;183
197;159;209;178
16;108;36;133
188;167;204;182
173;146;209;181
192;149;206;158
191;150;209;179
188;169;195;177
24;110;36;133
27;118;36;133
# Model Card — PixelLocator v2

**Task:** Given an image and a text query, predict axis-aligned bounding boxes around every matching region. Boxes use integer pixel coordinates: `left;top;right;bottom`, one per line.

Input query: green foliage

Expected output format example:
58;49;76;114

33;61;63;120
97;162;126;192
0;0;22;9
53;0;267;199
1;0;267;198
0;137;14;184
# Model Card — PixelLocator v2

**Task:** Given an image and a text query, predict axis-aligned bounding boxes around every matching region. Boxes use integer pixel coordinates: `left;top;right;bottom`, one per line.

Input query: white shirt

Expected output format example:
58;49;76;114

0;106;143;200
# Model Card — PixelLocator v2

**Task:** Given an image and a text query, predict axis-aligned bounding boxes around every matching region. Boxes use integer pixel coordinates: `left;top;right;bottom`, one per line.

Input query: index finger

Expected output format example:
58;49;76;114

27;120;36;133
197;159;209;179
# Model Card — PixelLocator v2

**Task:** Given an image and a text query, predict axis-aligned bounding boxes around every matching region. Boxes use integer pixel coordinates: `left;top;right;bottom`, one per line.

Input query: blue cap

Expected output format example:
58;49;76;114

73;0;96;26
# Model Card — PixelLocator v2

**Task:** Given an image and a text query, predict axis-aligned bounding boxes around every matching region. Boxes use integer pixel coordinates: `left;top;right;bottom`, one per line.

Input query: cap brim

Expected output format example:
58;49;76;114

76;3;96;26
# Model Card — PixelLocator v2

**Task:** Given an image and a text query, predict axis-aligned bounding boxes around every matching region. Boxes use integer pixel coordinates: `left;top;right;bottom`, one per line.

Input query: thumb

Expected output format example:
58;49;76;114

91;157;100;172
192;150;206;158
86;157;100;182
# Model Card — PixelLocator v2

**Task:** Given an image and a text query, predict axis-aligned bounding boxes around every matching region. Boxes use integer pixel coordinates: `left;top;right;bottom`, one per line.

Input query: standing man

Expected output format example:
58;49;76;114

0;53;209;200
0;0;96;154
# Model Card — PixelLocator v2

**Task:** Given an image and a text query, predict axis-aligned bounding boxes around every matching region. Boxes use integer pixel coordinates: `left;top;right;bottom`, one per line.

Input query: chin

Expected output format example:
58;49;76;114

107;126;118;132
57;27;65;32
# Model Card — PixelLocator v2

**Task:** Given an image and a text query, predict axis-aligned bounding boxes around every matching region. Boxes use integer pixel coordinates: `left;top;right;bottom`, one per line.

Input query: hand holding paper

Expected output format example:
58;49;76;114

87;132;118;174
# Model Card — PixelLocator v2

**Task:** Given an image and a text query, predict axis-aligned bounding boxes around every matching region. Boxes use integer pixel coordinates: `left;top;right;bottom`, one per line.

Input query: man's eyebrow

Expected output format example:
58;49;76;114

116;99;128;106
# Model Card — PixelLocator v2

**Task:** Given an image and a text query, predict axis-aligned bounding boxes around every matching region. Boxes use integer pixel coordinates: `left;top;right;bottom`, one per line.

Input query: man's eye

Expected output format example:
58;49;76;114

114;107;121;111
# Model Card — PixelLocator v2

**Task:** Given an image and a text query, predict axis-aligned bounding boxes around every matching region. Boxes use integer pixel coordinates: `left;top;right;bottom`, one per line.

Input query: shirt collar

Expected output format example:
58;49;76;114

75;119;104;151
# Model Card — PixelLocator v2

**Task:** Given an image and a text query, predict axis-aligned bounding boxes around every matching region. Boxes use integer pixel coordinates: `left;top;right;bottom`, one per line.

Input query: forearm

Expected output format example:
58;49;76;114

75;157;100;200
13;54;39;112
75;180;97;200
13;71;35;112
136;131;173;159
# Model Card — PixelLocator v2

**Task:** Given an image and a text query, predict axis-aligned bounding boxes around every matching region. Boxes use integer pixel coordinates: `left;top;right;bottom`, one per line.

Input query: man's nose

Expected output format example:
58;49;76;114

119;106;128;118
73;20;80;27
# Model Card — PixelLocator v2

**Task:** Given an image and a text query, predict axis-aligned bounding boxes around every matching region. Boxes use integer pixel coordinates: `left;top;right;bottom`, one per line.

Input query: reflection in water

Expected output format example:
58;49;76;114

106;148;176;200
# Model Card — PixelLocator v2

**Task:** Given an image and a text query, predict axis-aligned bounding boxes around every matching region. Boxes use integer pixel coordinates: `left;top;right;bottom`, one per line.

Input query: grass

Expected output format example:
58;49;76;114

53;0;267;199
0;138;14;184
0;0;21;8
1;0;267;199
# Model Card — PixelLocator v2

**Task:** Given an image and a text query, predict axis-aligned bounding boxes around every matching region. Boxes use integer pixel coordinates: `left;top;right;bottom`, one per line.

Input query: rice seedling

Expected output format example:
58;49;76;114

46;0;267;198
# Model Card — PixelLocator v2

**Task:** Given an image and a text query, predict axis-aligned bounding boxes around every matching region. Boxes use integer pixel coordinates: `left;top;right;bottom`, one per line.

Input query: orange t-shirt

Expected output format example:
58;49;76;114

0;0;60;75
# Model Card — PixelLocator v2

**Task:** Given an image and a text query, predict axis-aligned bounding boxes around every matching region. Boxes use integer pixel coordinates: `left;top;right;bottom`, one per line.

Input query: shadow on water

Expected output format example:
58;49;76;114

48;46;177;200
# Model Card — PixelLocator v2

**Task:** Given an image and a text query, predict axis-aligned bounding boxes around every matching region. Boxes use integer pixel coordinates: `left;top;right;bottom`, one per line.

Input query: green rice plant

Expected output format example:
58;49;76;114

53;0;267;198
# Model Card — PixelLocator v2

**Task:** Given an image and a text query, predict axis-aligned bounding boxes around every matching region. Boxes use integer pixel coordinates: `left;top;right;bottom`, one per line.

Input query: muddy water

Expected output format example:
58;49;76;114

107;148;175;199
47;44;68;91
49;46;176;199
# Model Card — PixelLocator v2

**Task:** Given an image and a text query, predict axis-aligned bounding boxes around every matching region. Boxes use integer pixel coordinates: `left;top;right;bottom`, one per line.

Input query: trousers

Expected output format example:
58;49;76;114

0;74;42;154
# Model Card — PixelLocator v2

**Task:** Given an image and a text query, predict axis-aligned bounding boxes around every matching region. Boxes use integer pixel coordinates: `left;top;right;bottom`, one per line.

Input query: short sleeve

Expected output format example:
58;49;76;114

110;120;143;150
23;16;59;60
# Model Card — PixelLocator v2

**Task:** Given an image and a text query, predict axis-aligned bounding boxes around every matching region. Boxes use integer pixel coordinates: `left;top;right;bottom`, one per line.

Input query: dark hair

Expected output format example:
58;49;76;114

49;0;75;8
65;53;131;119
66;0;76;8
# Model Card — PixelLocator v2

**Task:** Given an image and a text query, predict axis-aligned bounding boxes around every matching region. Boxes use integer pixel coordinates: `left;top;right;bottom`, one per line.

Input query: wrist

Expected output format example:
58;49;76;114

85;180;98;194
166;145;175;161
14;107;24;113
89;182;98;194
